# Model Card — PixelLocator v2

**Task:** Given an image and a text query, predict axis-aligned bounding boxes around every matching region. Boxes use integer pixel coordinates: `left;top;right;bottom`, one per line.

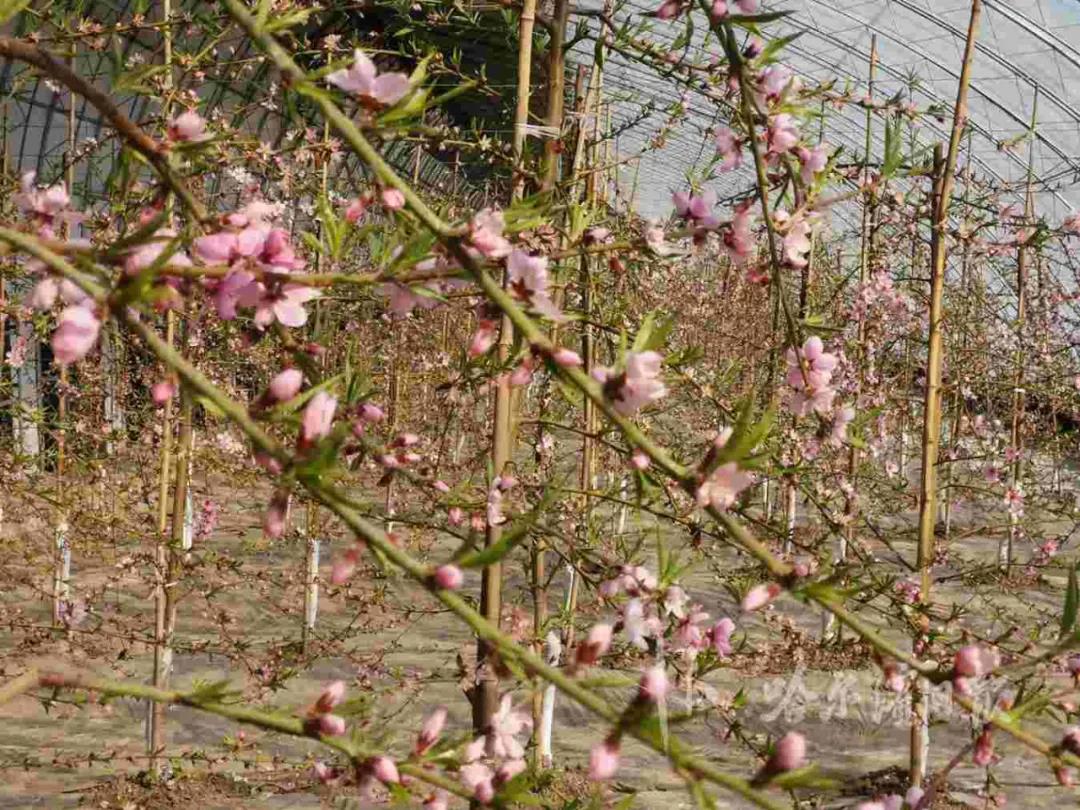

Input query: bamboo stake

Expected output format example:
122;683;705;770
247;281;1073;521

148;311;175;765
826;36;877;640
303;530;320;649
302;120;332;650
943;130;974;542
478;0;544;742
1002;86;1038;571
153;372;193;768
148;0;176;769
52;37;76;629
386;322;401;535
511;0;537;201
181;433;195;554
911;2;981;784
535;65;587;766
540;0;570;191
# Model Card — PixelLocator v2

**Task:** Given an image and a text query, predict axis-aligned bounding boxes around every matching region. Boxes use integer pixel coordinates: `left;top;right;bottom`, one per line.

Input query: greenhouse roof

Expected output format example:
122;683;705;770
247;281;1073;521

579;0;1080;233
6;0;1080;242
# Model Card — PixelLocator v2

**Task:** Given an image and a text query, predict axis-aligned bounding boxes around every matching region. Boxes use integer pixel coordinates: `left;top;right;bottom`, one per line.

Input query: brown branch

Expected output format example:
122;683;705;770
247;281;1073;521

0;37;210;223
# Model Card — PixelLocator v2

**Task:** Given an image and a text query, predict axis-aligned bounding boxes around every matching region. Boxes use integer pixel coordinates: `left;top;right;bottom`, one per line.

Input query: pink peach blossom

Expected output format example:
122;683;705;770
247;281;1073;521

301;392;337;444
696;462;753;510
381;188;406;210
433;565;464;591
327;49;411;106
370;756;400;784
639;665;669;702
52;305;101;364
742;582;781;612
315;680;347;713
269;368;303;402
574;623;613;667
589;737;621;780
169;110;209;142
415;706;447;754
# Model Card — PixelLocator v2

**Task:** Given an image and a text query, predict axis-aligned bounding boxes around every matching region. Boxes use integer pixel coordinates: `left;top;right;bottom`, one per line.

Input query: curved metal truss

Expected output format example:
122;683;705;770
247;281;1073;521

4;1;1080;242
586;0;1080;235
0;0;487;216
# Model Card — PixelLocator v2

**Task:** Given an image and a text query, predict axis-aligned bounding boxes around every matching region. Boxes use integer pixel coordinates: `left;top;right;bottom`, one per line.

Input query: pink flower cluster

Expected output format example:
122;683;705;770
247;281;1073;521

594;351;667;416
459;696;531;803
784;336;839;417
327;49;410;108
15;177;104;366
952;644;1000;697
305;680;348;737
14;171;80;237
854;786;925;810
852;270;915;324
194;202;318;328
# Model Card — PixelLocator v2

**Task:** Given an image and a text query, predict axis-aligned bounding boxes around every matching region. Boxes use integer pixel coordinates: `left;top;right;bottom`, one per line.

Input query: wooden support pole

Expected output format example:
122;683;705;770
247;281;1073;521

149;0;176;769
844;32;877;559
478;0;544;743
535;65;587;768
826;35;876;641
540;0;570;191
911;2;981;787
1002;85;1038;570
943;129;974;542
53;37;76;629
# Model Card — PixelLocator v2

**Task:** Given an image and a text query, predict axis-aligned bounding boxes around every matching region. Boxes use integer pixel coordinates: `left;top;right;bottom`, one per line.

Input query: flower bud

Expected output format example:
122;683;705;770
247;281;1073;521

314;680;346;713
575;623;613;667
589;737;621;780
268;368;303;402
638;665;669;703
433;564;464;591
415;706;448;754
370;756;399;784
316;713;346;736
300;391;337;445
767;731;806;773
151;380;176;406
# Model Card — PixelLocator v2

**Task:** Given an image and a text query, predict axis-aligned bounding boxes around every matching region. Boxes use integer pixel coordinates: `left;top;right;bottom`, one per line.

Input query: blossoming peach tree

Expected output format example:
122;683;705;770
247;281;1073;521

4;0;1080;808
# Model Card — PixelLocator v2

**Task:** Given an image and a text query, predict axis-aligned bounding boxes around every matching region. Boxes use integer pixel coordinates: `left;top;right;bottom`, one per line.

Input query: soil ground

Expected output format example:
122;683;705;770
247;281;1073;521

1;454;1078;809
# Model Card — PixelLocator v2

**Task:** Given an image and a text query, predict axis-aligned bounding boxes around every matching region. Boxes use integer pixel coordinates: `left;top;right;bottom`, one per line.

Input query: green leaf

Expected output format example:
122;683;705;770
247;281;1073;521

456;488;556;568
300;230;324;257
1061;564;1079;639
730;10;795;25
719;399;775;464
882;115;905;178
195;395;226;420
264;8;315;33
758;31;803;64
0;0;29;25
632;311;674;353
